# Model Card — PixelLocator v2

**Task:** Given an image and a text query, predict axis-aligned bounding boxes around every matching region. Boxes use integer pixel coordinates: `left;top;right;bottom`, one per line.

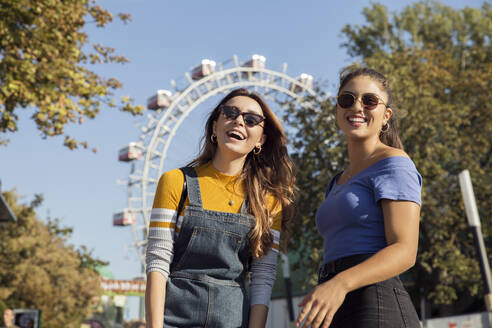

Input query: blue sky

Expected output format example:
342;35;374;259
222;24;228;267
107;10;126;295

0;0;482;319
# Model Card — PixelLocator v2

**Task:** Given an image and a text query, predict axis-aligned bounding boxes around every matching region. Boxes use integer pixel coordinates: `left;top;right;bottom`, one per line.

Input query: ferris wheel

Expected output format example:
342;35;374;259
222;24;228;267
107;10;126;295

113;54;319;270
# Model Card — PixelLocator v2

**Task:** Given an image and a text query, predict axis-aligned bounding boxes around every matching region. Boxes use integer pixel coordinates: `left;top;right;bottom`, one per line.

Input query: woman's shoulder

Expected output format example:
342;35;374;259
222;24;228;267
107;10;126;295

366;149;421;185
373;148;415;169
161;168;185;180
358;149;419;181
382;147;409;159
157;168;185;190
153;168;186;209
369;149;423;203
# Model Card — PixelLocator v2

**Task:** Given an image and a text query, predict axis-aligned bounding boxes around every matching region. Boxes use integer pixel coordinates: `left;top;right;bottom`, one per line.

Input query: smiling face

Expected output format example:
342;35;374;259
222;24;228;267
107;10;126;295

336;75;392;141
212;95;266;159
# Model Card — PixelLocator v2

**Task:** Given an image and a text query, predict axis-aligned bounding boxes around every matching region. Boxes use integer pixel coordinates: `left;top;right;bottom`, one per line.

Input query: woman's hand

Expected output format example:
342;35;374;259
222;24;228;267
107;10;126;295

295;275;349;328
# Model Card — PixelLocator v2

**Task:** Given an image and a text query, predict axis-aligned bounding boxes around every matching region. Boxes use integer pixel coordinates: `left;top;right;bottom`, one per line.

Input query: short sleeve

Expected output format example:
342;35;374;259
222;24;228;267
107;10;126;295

152;168;185;210
371;161;422;206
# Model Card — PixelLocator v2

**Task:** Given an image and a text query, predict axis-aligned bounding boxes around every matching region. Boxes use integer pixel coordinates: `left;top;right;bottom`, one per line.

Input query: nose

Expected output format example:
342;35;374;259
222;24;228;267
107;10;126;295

232;113;245;126
352;97;366;111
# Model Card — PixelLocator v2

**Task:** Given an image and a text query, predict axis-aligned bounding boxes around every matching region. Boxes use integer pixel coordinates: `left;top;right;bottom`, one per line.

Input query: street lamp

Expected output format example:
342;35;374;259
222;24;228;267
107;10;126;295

458;170;492;313
281;252;295;325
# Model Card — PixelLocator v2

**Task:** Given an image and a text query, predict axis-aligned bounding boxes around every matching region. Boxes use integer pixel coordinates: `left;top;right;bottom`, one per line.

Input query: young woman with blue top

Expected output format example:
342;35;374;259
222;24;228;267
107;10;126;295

296;68;422;328
145;88;296;328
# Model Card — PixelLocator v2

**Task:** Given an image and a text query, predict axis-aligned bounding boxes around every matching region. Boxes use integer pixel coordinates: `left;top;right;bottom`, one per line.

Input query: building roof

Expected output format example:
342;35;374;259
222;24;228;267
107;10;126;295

95;265;115;280
0;192;16;222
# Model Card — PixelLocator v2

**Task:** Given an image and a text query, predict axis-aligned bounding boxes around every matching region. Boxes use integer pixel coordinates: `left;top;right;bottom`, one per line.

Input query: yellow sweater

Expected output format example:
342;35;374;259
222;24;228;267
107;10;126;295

150;161;282;250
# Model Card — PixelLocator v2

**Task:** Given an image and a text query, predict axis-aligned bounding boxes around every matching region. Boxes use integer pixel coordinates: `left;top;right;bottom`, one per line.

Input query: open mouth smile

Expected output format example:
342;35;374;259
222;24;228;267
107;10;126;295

226;130;246;140
346;115;368;126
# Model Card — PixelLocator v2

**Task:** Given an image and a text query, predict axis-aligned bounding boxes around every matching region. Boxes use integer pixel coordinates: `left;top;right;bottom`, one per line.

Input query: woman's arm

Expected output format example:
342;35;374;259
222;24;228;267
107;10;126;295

296;199;420;328
249;304;269;328
248;205;282;327
248;249;278;327
145;272;167;328
335;199;420;290
145;169;184;328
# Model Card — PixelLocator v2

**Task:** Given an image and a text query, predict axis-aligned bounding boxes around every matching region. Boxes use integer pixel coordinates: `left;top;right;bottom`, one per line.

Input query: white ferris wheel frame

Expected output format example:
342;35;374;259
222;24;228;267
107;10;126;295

125;55;319;269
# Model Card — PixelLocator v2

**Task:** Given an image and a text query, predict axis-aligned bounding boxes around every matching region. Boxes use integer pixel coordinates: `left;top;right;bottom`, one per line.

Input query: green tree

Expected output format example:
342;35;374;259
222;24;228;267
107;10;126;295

0;190;106;328
0;0;143;149
283;85;343;286
287;1;492;316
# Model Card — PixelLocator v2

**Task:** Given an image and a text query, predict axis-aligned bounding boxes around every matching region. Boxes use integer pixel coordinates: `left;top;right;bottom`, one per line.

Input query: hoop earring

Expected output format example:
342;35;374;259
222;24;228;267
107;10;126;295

210;134;217;143
381;123;390;133
253;145;261;155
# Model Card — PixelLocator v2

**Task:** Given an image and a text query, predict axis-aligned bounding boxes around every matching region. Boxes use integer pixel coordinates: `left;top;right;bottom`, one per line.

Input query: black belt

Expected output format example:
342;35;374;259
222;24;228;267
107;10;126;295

318;253;373;283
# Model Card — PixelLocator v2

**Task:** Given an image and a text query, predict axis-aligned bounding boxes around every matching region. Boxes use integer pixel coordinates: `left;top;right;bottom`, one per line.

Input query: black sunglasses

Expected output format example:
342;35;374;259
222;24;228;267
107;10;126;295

219;105;265;127
337;93;387;110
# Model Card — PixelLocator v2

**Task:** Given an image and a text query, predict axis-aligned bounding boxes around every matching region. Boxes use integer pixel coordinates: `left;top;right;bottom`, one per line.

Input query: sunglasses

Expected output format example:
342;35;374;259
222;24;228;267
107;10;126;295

219;105;265;127
337;93;387;110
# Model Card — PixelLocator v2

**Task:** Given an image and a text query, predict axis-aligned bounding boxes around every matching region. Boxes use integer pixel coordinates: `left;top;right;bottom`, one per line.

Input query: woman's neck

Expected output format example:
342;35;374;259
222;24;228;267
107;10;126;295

212;151;246;176
347;137;383;165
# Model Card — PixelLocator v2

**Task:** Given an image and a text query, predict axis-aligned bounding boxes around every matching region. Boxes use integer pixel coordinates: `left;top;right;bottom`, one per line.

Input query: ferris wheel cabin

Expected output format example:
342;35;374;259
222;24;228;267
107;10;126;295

191;59;216;80
113;209;137;226
147;90;173;110
292;73;313;93
118;142;142;162
242;54;266;71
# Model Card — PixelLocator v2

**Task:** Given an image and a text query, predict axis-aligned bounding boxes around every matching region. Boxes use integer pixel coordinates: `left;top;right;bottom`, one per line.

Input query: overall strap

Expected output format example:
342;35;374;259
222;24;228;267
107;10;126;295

240;199;248;214
177;168;188;216
181;167;203;208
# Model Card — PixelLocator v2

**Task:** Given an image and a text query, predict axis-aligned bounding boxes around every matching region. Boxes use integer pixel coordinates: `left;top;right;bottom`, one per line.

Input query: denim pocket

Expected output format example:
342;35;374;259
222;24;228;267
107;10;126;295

207;283;249;327
164;277;210;327
394;287;420;328
174;226;243;272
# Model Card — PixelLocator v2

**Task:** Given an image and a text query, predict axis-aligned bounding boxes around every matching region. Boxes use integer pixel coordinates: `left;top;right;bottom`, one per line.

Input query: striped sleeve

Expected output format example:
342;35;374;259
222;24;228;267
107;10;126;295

270;199;282;253
145;169;185;278
249;197;283;306
250;249;277;307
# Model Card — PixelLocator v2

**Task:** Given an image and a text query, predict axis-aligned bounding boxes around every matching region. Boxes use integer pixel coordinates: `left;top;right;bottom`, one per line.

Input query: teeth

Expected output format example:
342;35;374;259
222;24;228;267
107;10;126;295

228;131;244;140
348;117;365;123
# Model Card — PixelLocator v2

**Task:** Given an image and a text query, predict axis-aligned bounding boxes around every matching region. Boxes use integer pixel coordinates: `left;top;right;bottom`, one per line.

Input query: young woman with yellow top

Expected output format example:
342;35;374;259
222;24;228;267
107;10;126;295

145;88;296;328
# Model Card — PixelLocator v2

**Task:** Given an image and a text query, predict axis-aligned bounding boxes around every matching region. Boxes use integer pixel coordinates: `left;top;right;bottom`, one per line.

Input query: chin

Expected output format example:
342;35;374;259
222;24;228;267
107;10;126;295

344;131;372;140
221;144;250;158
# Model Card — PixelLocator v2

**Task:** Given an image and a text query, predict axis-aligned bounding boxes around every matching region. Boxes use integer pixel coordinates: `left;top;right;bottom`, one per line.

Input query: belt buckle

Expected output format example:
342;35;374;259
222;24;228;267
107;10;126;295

318;261;336;280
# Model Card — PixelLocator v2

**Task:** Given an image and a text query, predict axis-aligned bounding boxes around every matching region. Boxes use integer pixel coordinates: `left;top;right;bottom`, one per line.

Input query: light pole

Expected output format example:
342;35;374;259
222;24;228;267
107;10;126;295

281;252;295;326
458;170;492;315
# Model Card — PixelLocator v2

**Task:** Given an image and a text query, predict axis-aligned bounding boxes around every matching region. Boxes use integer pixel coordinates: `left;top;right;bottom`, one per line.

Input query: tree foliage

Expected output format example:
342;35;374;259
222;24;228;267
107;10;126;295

284;86;344;286
0;0;144;149
287;1;492;316
0;190;106;328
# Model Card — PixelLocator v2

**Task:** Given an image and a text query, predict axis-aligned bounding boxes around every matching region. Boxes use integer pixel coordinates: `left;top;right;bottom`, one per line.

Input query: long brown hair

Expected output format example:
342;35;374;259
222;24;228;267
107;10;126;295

188;88;296;258
338;67;403;149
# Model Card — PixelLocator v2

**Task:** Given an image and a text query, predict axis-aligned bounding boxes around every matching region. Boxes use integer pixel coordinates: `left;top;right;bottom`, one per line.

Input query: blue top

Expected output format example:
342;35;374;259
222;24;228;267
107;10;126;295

316;156;423;264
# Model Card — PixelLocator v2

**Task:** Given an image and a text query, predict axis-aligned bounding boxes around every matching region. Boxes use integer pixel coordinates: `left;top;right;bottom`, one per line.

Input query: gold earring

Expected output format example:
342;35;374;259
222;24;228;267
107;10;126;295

210;134;217;143
253;145;261;155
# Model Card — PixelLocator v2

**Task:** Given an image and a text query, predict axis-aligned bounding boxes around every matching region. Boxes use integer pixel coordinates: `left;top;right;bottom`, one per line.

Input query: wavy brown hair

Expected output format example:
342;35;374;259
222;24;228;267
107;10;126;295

188;88;296;258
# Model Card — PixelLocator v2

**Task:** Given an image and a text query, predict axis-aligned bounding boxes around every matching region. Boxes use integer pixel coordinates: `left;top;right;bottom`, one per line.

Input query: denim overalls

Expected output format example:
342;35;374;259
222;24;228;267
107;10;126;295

164;167;255;328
